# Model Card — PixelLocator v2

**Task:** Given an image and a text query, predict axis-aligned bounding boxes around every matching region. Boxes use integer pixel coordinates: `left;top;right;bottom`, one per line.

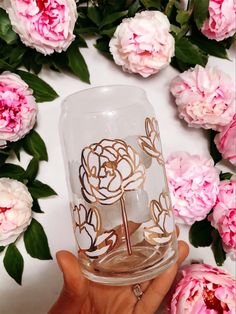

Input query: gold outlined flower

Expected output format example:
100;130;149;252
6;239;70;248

79;139;145;205
139;117;164;165
144;192;174;245
73;204;117;258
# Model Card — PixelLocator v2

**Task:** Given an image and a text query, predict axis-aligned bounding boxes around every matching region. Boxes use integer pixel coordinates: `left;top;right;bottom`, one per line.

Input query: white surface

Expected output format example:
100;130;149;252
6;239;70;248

0;39;235;314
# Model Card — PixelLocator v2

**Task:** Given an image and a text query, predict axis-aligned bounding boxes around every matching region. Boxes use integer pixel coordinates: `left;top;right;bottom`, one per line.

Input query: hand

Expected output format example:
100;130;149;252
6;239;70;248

49;237;189;314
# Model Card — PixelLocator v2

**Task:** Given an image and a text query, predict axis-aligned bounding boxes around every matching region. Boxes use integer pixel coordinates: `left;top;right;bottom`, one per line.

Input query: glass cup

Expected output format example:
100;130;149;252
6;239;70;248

59;85;177;286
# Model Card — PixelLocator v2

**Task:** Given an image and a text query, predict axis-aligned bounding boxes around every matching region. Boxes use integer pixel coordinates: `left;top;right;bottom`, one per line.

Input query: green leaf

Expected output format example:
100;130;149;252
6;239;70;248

189;218;214;247
190;35;229;59
26;158;39;182
87;6;102;27
99;10;128;28
67;43;90;83
176;10;190;25
0;246;5;253
0;151;10;166
100;27;116;37
209;130;222;165
17;70;58;102
140;0;161;9
3;244;24;285
10;140;23;161
0;163;26;181
220;172;233;181
175;37;208;66
32;198;44;213
211;229;226;266
0;58;14;71
24;218;52;260
193;0;209;29
74;35;88;48
8;46;27;67
23;130;48;161
27;180;57;199
0;9;18;44
94;37;113;60
128;0;141;17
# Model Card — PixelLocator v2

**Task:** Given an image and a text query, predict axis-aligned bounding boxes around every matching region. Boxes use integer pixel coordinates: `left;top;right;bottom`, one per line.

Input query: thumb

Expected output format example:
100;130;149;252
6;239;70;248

48;250;88;314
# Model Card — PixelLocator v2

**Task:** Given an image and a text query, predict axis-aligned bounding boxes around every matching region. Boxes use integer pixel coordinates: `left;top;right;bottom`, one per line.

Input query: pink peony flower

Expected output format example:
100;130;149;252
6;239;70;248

214;115;236;165
171;263;236;314
209;180;236;259
5;0;77;55
0;72;37;147
109;11;175;78
201;0;236;41
0;178;32;246
170;65;235;131
166;152;219;225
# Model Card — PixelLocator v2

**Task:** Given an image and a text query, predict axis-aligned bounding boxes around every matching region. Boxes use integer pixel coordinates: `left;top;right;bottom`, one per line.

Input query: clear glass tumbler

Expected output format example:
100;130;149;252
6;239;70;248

59;85;177;285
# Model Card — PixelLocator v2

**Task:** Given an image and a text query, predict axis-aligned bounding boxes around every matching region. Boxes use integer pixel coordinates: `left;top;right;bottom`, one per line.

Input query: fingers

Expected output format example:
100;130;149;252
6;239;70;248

135;241;189;314
48;250;88;314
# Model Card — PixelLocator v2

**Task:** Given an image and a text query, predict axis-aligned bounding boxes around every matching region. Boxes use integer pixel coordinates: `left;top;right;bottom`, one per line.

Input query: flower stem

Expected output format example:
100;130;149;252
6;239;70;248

120;196;132;255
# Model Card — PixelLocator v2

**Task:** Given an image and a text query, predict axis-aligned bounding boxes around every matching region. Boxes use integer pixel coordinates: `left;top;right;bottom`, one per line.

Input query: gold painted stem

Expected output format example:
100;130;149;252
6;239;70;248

120;196;132;255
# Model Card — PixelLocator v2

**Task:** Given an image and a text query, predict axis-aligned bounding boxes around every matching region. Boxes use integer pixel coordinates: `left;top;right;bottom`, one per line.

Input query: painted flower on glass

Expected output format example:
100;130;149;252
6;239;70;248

0;72;37;147
79;138;145;255
139;117;164;165
109;10;174;77
5;0;77;55
0;178;32;246
171;264;236;314
79;139;145;205
73;204;117;258
144;192;174;245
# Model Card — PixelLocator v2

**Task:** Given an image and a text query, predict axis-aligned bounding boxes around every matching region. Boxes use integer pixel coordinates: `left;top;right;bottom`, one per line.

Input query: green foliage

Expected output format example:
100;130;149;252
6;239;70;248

17;70;58;102
27;180;57;199
22;130;48;161
0;9;18;44
211;230;226;266
220;172;233;181
209;130;222;165
3;244;24;285
67;41;90;83
192;0;209;29
24;219;52;260
189;218;214;247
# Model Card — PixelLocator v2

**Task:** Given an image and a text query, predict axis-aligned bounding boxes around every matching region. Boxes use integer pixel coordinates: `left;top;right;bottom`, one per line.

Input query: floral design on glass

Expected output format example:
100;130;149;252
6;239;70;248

79;139;146;205
139;117;164;165
144;192;174;245
73;204;117;258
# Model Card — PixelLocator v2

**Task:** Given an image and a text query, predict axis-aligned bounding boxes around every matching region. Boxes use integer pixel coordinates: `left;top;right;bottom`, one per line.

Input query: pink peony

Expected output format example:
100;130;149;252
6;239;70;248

166;152;219;225
201;0;236;41
209;180;236;259
0;72;37;147
5;0;77;55
170;65;235;131
0;178;32;246
214;115;236;165
109;11;175;78
171;263;236;314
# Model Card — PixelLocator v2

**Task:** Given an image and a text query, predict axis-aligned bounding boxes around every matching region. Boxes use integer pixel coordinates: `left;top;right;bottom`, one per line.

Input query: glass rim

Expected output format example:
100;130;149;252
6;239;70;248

61;84;147;114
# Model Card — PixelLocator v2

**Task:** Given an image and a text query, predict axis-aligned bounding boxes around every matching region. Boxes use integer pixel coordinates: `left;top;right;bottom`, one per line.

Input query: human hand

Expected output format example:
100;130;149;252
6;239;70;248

49;238;188;314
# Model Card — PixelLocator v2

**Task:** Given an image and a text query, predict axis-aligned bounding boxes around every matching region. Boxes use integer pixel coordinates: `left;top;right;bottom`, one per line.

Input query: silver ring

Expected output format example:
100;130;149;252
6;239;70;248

132;283;144;301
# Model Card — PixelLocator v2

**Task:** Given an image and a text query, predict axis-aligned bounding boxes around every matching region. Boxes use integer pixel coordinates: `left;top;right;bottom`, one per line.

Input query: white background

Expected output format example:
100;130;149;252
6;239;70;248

0;39;235;314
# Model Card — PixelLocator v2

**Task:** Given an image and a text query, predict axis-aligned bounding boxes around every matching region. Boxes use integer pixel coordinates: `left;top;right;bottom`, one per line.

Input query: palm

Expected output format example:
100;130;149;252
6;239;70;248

49;240;188;314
